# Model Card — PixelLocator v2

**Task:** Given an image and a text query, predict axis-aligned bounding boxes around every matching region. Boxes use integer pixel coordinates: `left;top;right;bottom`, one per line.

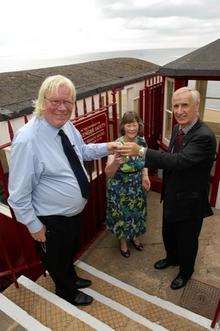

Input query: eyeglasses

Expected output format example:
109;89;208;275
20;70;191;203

44;97;74;108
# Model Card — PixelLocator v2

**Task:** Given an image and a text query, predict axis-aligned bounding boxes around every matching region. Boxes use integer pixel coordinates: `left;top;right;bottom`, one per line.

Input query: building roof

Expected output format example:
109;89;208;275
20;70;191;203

0;58;159;121
158;39;220;77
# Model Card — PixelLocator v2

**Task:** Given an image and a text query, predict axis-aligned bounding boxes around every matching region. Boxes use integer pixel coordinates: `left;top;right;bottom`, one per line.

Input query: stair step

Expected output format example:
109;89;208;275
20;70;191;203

3;278;103;330
37;274;152;330
2;260;212;330
0;293;50;330
75;261;211;330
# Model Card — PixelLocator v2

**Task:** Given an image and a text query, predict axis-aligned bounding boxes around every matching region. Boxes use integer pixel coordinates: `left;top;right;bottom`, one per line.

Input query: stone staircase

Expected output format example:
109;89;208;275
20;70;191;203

0;260;213;330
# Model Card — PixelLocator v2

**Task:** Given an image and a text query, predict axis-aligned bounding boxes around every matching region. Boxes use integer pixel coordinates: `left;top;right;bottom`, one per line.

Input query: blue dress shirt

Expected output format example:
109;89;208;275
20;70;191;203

8;117;108;233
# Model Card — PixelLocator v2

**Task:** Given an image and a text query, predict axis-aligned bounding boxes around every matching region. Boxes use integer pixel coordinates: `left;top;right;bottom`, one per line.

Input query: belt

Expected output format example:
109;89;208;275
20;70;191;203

38;213;81;226
118;170;141;174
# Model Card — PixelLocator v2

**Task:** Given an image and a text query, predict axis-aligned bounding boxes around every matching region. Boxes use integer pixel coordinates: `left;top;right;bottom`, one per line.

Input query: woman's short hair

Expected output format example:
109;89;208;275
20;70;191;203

120;111;144;135
33;75;76;117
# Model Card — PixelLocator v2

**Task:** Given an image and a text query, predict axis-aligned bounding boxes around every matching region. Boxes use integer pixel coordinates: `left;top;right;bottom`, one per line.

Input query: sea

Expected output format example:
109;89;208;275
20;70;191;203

0;48;219;109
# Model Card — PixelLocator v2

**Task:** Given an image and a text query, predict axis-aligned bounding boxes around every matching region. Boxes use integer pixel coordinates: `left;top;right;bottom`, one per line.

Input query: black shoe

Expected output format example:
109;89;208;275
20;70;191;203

130;239;144;251
120;248;130;258
154;258;178;270
170;274;190;290
57;289;93;306
71;290;93;306
75;278;92;289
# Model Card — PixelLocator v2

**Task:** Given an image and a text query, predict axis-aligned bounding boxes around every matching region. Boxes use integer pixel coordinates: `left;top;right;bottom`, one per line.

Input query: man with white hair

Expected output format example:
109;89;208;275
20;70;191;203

118;87;216;289
8;75;119;305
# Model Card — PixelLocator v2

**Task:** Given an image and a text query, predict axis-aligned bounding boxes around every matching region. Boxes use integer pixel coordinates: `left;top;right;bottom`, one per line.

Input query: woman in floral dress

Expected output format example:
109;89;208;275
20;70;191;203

105;111;151;258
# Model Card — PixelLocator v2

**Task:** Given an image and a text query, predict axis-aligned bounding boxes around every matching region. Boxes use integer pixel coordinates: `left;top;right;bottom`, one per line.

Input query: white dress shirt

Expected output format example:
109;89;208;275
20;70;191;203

8;116;108;233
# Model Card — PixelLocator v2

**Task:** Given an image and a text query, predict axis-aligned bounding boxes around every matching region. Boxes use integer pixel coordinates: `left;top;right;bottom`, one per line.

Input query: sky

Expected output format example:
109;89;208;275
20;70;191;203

1;0;220;60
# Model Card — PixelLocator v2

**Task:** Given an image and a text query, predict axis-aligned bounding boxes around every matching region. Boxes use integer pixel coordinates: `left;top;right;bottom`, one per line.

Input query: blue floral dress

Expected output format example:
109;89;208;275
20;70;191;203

106;135;147;240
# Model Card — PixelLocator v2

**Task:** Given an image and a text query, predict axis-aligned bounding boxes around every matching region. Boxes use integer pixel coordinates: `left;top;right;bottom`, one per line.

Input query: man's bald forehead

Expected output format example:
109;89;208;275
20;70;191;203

173;87;191;98
172;87;200;104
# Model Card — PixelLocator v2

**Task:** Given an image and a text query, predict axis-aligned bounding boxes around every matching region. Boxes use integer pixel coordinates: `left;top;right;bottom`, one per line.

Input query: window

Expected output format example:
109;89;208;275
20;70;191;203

166;79;173;111
189;80;220;130
204;81;220;134
164;110;172;140
133;97;139;114
163;78;174;143
205;81;220;110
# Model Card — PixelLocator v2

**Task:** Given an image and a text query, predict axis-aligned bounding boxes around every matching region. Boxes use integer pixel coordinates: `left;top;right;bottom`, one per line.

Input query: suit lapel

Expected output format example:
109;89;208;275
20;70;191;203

168;125;179;153
163;120;202;187
182;120;202;147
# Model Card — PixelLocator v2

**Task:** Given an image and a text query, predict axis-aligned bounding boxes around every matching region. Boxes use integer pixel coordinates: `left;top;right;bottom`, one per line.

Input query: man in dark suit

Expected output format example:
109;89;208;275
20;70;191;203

118;87;216;289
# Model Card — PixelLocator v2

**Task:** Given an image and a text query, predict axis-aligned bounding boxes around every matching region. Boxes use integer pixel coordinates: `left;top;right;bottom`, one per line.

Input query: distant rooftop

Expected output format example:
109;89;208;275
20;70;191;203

0;58;159;121
159;39;220;77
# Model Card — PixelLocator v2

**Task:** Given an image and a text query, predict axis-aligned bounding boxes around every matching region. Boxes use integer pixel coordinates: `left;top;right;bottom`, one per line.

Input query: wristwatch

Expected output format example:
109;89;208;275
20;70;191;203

138;146;145;157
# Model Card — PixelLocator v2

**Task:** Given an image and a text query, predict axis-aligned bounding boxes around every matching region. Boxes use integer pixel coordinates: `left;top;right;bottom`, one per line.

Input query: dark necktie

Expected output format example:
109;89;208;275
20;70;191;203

58;129;90;199
173;129;185;153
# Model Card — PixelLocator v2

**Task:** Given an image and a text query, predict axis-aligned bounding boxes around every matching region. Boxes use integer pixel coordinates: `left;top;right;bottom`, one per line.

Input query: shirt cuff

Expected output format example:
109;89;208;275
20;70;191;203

100;143;108;156
26;218;43;233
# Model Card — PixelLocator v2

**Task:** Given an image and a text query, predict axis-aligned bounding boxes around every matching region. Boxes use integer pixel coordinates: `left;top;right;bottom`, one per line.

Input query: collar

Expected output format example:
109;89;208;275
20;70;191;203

179;117;199;135
40;117;65;139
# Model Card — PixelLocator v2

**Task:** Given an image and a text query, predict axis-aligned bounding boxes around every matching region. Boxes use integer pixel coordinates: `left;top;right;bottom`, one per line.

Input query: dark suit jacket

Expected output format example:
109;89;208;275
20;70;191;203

145;120;216;223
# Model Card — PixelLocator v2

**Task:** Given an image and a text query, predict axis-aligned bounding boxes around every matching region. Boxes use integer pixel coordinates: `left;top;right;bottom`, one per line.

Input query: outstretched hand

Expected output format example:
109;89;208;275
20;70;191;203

107;142;122;154
117;142;140;157
114;153;124;165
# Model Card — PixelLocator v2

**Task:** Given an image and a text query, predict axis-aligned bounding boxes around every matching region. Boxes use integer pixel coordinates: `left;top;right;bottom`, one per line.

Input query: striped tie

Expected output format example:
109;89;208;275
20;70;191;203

173;129;185;153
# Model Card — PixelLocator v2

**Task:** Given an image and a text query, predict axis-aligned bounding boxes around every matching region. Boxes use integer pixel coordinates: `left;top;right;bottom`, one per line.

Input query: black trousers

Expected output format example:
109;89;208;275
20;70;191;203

162;216;203;277
37;214;81;296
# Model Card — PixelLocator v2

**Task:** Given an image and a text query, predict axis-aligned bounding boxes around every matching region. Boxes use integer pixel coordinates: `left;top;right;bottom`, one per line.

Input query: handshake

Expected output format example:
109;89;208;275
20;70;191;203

107;141;145;157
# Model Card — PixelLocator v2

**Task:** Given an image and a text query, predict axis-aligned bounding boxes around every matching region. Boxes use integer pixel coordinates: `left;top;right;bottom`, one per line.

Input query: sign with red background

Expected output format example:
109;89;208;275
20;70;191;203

73;110;108;143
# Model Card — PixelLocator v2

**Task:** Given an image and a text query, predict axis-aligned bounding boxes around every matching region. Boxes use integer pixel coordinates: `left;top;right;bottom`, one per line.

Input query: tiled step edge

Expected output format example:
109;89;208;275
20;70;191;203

0;293;51;331
17;275;113;331
82;287;168;331
76;260;212;330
